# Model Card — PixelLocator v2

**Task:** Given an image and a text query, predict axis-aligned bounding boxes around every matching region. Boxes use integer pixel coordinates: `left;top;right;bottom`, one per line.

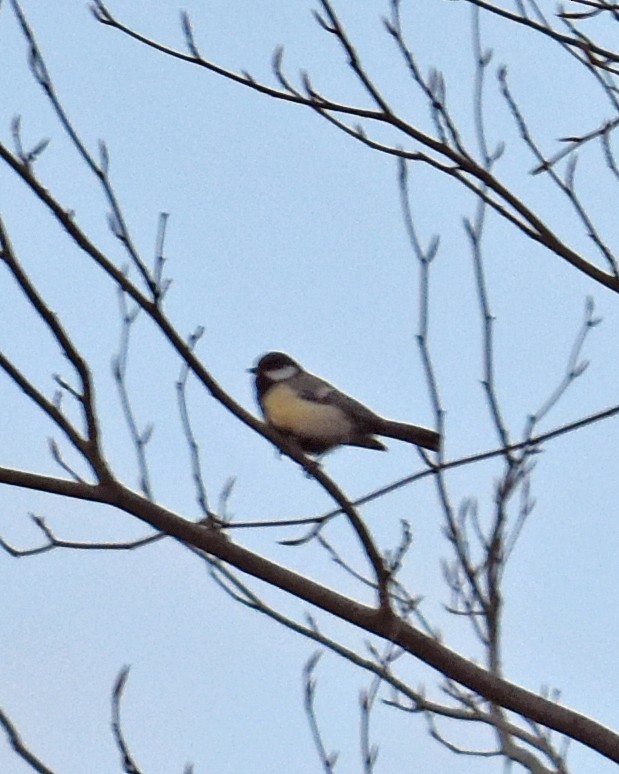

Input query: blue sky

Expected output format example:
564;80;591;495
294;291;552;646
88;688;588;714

1;1;618;772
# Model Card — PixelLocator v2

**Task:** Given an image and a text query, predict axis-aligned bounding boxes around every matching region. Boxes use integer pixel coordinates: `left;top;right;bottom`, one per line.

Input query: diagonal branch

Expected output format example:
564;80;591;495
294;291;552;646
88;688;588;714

0;217;111;482
0;708;57;774
11;0;156;296
459;0;619;65
0;464;617;763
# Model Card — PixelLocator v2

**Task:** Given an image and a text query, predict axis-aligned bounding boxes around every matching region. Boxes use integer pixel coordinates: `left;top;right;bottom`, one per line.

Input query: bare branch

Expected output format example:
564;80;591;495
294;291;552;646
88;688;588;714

0;708;57;774
0;512;163;558
303;653;339;773
176;328;212;520
0;466;617;760
0;217;110;480
524;296;601;438
10;0;156;295
113;290;155;499
459;0;619;65
499;67;619;277
111;668;146;774
87;1;619;292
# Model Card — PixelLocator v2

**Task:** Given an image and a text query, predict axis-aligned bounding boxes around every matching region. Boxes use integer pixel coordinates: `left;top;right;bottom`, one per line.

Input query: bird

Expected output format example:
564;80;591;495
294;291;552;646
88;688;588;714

249;351;440;455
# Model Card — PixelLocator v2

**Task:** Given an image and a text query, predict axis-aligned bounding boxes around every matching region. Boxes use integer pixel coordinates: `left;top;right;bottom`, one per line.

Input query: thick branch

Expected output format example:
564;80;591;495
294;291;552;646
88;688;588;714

0;465;617;763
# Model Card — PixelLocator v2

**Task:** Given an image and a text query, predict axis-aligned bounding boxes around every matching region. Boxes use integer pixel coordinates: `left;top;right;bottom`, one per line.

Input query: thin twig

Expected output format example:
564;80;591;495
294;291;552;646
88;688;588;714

11;0;156;295
113;291;155;499
176;328;212;519
111;668;145;774
303;653;338;773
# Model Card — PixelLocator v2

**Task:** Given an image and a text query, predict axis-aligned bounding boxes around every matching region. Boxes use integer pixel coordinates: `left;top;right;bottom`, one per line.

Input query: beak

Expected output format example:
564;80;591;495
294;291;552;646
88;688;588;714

247;366;257;374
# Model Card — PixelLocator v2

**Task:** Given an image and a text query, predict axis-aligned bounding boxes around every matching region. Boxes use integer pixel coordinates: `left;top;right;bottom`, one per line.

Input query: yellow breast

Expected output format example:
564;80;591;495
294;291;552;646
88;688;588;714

262;383;351;441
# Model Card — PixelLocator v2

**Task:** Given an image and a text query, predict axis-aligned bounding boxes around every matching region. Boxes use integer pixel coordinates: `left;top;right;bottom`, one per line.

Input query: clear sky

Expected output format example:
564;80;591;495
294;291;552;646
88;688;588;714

1;1;618;773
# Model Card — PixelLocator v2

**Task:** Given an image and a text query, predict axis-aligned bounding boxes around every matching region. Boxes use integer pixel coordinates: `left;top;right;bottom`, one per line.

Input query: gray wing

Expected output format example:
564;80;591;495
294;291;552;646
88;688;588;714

294;372;382;428
292;371;440;452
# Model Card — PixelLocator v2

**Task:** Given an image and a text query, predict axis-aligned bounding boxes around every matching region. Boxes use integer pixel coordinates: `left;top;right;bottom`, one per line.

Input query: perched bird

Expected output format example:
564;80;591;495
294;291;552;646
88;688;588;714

249;351;440;455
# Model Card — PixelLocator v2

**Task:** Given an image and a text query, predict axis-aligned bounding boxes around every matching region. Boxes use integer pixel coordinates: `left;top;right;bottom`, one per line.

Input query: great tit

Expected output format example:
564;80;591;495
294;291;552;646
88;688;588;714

249;351;440;455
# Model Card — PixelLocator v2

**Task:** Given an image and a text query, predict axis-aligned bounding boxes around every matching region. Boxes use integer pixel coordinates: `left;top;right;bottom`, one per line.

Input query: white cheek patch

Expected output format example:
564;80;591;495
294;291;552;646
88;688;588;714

267;365;298;381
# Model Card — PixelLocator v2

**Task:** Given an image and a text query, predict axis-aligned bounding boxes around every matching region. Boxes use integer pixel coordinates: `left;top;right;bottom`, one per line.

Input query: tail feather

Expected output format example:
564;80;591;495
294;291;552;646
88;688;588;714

379;419;440;452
